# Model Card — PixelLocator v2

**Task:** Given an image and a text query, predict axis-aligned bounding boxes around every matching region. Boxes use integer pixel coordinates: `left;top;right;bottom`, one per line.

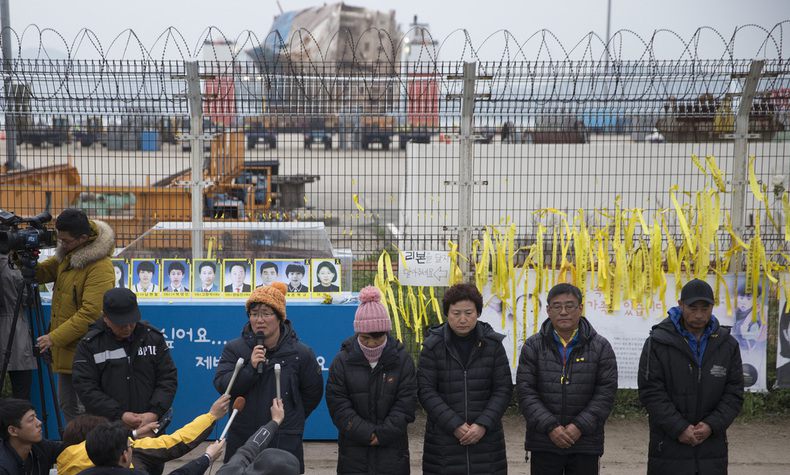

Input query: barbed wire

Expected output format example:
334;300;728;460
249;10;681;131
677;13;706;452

2;22;789;63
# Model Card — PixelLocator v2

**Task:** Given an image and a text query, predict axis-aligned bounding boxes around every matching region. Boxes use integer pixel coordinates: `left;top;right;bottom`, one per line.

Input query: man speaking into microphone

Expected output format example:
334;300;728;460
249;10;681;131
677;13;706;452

213;282;323;473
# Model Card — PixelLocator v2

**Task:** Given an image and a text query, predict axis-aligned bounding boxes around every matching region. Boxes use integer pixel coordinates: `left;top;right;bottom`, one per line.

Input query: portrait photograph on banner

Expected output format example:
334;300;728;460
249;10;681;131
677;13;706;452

192;259;222;296
776;276;790;388
311;258;341;294
130;259;161;296
222;258;252;295
162;259;191;295
280;259;311;295
726;275;768;390
111;258;129;289
254;259;282;288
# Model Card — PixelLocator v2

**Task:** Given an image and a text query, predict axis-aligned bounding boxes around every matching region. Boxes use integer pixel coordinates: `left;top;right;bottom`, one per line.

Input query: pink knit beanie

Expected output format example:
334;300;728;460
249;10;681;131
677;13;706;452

354;286;392;333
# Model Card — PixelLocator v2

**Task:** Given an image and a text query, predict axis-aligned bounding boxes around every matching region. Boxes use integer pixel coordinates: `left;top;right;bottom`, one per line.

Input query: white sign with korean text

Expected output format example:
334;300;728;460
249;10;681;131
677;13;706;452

398;250;451;287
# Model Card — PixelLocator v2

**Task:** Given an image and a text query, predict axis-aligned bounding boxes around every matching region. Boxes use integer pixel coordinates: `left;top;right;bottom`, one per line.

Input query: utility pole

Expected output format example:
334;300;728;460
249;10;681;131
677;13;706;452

185;61;205;261
1;0;18;171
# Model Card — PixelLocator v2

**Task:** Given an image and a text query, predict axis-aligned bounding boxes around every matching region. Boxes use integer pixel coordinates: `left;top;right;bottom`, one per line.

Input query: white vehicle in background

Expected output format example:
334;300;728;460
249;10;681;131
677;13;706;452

646;128;666;143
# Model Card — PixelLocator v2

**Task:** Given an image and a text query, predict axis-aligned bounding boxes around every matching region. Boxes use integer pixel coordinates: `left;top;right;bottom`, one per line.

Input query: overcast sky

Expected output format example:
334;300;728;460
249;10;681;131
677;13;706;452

8;0;790;60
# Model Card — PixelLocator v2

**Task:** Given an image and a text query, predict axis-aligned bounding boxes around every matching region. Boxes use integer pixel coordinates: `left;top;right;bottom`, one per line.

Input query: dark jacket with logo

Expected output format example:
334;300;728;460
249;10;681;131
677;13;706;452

0;439;62;475
326;335;417;474
213;320;323;472
638;309;744;475
417;322;512;475
72;320;178;420
516;317;618;455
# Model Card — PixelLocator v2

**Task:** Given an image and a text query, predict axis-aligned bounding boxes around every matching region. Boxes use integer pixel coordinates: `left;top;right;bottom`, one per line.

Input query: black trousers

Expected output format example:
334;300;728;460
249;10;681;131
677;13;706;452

530;451;600;475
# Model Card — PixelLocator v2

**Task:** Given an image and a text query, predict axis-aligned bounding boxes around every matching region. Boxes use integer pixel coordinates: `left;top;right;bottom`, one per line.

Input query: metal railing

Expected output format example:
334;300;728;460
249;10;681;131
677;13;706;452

1;26;788;270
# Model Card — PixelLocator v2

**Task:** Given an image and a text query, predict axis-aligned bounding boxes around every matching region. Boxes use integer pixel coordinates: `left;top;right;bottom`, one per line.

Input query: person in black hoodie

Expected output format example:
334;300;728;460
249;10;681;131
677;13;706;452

638;278;744;475
516;283;618;475
326;286;417;474
0;399;62;475
213;282;323;473
417;283;512;475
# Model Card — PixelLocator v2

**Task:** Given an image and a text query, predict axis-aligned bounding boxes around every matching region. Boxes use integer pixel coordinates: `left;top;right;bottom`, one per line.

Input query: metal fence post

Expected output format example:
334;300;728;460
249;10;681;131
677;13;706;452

1;0;18;171
185;61;205;261
458;62;476;281
730;59;764;271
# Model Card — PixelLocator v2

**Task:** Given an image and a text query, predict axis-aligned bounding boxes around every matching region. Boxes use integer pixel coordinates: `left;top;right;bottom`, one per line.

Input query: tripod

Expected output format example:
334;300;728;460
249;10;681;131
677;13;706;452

0;253;64;438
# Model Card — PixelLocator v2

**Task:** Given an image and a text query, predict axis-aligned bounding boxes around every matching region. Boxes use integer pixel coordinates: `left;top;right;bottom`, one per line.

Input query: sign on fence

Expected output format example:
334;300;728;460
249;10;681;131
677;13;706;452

398;250;451;287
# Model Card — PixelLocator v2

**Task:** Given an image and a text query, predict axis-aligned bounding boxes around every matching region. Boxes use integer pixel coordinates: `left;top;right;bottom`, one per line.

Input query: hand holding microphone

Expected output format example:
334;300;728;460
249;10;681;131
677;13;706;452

254;332;266;374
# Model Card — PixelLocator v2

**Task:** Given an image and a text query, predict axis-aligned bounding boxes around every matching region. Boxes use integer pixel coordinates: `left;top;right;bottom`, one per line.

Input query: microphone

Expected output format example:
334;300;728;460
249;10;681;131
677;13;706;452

219;397;246;441
274;363;282;399
256;332;265;374
224;358;245;396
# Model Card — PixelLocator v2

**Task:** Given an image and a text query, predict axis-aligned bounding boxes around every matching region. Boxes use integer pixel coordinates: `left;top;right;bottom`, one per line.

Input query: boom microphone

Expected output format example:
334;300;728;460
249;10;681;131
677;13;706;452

219;396;246;441
224;358;245;396
256;332;265;374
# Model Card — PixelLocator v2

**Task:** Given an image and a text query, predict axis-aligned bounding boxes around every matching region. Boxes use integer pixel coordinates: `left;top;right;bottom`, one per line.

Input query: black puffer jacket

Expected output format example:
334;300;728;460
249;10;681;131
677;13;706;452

516;317;617;455
213;320;323;472
417;322;512;475
72;320;178;420
638;314;744;475
326;335;417;475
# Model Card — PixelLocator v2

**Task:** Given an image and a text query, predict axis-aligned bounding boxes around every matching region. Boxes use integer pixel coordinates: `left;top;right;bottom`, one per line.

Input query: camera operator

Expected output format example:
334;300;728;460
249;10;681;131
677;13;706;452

0;238;36;400
34;209;115;423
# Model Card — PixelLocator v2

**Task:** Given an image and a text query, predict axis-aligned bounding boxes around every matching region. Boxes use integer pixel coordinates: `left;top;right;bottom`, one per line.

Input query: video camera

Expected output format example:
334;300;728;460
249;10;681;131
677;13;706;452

0;209;58;255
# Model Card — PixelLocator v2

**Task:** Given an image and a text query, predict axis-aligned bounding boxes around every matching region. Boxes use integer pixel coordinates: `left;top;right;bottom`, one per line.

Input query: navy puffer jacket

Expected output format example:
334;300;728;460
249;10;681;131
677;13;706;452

516;317;618;455
417;321;512;475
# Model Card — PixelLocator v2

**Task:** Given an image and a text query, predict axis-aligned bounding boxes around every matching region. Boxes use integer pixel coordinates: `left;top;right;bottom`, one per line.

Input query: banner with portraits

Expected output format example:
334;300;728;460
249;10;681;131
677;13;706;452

479;270;768;391
112;257;342;299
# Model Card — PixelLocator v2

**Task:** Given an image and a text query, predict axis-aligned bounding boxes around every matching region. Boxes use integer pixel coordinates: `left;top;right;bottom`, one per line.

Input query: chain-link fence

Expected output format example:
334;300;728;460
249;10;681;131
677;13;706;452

2;27;789;270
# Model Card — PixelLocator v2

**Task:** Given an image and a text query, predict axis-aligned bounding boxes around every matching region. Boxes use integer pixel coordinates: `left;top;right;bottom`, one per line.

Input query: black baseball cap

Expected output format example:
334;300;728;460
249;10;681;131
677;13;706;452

680;278;715;305
103;288;141;325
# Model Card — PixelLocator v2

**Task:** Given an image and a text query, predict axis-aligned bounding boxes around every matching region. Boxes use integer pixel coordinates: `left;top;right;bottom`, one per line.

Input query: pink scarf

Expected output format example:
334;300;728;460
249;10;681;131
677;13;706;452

358;335;387;364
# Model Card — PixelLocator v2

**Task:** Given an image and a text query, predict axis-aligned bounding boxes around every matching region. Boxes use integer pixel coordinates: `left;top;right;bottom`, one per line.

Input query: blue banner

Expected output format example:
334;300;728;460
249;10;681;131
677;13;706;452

37;299;357;440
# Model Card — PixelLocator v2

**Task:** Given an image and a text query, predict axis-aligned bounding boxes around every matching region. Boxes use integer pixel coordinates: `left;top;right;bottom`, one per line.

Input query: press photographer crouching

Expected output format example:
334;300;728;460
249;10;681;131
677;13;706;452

33;208;116;423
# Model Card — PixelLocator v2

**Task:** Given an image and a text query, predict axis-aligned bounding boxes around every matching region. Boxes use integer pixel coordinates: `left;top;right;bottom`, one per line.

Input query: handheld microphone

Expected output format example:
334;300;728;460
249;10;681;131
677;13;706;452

274;363;282;399
256;332;265;374
219;396;246;441
224;358;245;396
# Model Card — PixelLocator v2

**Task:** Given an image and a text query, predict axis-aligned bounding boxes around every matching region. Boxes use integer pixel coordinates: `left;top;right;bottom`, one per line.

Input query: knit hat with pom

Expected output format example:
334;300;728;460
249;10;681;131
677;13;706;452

246;281;288;320
354;286;392;333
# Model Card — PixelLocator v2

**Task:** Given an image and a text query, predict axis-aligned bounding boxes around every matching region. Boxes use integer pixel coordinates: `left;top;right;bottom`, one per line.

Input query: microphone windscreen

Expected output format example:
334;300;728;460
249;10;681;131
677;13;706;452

233;396;246;412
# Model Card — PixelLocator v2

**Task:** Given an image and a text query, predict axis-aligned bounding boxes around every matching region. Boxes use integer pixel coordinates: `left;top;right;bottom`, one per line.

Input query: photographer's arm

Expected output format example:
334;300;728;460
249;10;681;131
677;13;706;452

33;255;59;284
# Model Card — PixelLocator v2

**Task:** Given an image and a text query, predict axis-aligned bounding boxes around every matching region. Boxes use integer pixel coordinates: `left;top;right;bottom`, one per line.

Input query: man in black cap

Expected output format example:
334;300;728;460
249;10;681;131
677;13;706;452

72;288;178;432
638;278;743;474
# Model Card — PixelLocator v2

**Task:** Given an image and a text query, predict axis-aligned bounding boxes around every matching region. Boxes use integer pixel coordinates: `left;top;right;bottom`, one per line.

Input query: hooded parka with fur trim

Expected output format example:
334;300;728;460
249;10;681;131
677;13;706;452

34;219;115;373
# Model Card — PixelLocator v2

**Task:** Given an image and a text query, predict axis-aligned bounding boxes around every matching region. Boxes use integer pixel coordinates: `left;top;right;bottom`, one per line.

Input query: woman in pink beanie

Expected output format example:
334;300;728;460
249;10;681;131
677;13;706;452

325;285;417;474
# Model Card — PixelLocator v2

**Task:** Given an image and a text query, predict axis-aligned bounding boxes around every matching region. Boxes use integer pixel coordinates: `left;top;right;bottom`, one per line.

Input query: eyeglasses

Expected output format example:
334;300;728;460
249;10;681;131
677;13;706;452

250;310;277;320
548;303;580;312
